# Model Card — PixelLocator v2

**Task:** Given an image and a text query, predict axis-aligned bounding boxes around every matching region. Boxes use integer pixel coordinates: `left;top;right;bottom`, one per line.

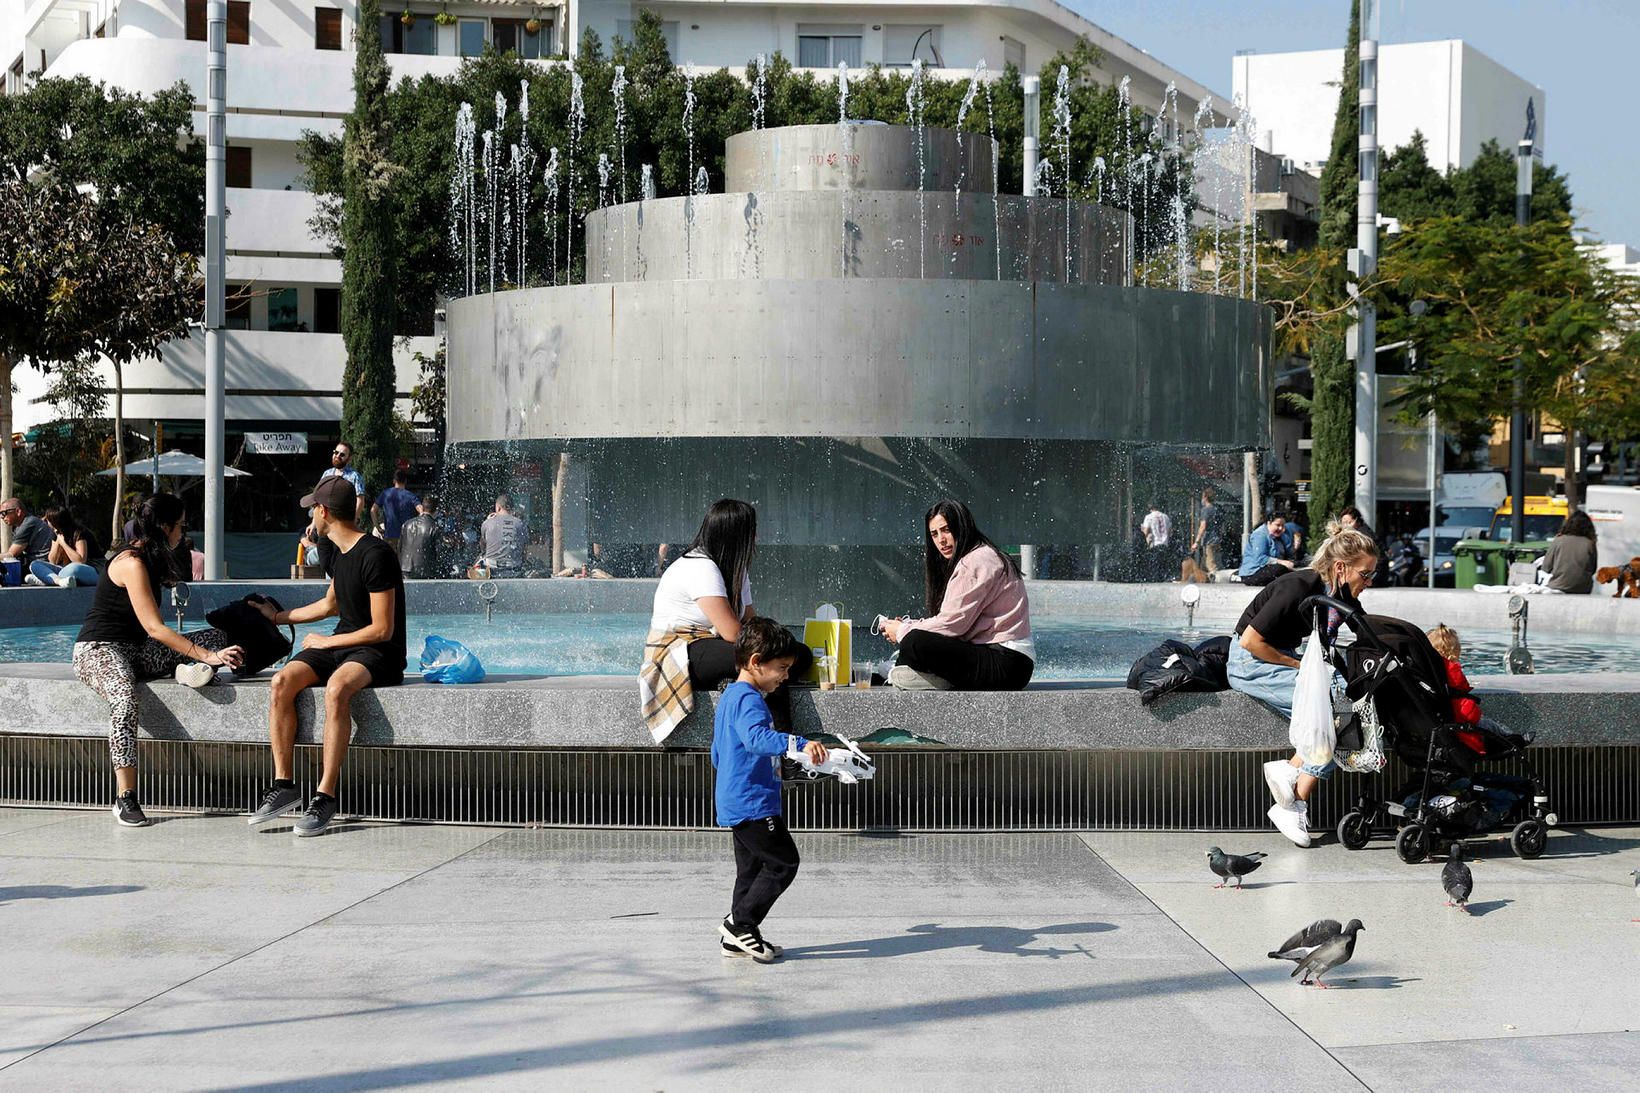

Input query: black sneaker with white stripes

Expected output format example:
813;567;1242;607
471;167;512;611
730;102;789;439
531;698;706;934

112;791;150;827
719;917;780;963
248;782;303;826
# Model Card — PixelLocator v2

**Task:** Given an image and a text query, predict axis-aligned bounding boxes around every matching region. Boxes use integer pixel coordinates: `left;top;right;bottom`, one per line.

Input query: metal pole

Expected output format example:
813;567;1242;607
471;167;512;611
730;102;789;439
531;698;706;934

203;1;226;579
1021;76;1040;198
1511;123;1534;544
1350;0;1380;529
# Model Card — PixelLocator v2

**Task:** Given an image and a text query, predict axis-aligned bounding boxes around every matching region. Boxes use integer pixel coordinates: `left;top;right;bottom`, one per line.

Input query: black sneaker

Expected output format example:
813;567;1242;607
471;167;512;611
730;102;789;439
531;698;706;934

248;783;302;826
292;794;339;838
112;791;150;827
719;917;779;963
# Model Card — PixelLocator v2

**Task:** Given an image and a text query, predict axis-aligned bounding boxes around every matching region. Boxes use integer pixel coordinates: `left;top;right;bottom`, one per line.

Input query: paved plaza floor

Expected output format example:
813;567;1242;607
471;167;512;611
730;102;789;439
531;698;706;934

1;807;1637;1091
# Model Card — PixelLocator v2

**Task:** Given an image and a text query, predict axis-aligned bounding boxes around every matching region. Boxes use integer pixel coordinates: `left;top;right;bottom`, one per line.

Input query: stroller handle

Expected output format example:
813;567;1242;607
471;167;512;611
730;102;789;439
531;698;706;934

1299;593;1390;651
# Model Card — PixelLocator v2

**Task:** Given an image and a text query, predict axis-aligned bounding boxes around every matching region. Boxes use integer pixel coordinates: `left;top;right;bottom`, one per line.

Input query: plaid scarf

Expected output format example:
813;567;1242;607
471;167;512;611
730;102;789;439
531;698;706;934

638;625;714;745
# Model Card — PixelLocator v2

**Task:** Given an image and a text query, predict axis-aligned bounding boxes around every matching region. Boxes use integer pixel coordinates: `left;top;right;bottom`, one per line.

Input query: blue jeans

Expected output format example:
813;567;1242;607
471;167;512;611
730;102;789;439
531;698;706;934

1227;642;1335;779
30;560;99;587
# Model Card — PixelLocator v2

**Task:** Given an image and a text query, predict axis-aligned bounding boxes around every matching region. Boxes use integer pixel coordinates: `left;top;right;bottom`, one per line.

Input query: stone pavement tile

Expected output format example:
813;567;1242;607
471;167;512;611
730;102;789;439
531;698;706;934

0;1007;118;1071
2;914;1364;1092
331;829;1159;925
0;808;80;839
0;810;502;872
1079;831;1640;1055
1337;1030;1640;1091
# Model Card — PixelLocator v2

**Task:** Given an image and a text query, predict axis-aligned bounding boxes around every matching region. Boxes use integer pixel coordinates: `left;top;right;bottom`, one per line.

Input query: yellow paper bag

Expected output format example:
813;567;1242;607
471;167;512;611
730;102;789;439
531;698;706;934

803;602;852;685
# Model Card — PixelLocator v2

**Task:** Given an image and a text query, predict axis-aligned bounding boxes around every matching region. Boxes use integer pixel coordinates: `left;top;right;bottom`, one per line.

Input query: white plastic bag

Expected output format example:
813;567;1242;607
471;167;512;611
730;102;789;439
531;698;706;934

1288;624;1335;767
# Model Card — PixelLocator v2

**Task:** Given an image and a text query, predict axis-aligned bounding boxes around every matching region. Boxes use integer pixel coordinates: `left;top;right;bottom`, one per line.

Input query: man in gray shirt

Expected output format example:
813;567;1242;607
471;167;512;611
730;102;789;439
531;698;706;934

477;494;528;575
2;499;55;566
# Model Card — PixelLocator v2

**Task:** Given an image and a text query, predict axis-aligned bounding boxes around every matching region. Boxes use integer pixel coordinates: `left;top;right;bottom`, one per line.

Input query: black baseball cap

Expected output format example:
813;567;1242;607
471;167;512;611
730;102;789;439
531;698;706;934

300;476;356;512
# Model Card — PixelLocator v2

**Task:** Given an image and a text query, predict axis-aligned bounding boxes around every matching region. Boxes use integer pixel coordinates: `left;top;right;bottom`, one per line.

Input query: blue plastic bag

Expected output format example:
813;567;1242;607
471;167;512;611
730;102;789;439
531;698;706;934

420;635;486;684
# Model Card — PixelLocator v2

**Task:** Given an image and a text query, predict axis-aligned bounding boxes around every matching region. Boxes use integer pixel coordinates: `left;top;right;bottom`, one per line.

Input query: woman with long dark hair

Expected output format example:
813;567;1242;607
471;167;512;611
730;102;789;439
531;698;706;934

639;499;810;742
1541;508;1598;593
29;506;101;587
72;493;245;826
877;499;1034;691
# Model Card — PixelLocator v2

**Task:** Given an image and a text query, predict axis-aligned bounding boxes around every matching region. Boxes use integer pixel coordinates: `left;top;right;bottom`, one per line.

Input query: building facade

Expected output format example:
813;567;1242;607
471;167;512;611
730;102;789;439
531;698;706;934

1233;39;1546;176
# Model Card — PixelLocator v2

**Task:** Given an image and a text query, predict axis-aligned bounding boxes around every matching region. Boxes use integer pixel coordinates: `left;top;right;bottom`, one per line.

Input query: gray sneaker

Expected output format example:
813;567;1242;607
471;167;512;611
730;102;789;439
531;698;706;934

887;665;954;691
248;783;302;826
293;795;339;838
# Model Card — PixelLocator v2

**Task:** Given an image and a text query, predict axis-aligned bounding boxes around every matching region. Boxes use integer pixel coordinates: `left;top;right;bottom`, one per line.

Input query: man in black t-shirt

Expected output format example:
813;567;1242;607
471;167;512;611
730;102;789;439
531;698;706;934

248;476;407;837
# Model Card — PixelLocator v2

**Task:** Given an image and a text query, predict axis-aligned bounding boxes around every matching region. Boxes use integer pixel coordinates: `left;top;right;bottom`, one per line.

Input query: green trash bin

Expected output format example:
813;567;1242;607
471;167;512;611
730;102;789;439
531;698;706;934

1453;540;1510;588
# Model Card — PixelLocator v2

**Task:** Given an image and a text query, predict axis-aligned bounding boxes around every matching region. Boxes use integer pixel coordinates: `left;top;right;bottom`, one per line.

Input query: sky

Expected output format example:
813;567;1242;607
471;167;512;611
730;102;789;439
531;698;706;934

1069;0;1639;248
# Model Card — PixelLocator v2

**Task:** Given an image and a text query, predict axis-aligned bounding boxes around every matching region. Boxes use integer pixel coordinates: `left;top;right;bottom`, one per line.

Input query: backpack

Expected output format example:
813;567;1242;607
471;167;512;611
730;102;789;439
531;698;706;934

206;593;295;676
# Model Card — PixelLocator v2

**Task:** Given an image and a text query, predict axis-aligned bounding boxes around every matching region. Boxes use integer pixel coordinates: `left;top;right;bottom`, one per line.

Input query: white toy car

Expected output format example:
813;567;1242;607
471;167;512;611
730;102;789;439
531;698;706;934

784;736;876;784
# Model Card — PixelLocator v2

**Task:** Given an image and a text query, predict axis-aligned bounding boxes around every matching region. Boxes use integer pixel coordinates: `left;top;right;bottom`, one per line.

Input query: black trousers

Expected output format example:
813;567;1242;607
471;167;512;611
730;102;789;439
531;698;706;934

730;815;801;927
898;629;1034;690
687;638;813;732
1241;563;1290;587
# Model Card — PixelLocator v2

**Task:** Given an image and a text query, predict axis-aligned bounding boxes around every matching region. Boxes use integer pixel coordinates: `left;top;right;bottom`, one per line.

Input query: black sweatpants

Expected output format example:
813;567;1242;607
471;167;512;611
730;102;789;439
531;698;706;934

898;629;1034;690
730;815;801;927
688;638;813;731
1241;563;1290;587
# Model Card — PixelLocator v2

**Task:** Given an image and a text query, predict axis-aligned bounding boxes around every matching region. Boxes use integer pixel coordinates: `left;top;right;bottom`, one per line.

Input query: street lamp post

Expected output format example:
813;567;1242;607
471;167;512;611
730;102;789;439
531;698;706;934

1350;0;1381;529
1509;102;1535;545
203;1;227;579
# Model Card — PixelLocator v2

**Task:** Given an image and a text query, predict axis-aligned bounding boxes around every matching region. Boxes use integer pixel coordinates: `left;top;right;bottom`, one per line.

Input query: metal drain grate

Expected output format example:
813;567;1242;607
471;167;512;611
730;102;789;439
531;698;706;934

2;736;1636;831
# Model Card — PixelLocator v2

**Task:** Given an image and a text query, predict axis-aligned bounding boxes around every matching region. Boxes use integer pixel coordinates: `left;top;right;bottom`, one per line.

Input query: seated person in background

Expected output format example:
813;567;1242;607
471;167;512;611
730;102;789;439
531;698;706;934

31;506;101;587
1238;514;1294;587
3;498;56;574
399;496;443;579
476;494;527;576
1540;510;1598;595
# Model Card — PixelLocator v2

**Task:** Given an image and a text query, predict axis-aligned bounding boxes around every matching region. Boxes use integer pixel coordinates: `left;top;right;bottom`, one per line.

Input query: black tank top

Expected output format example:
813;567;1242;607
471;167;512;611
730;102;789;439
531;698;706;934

76;549;159;645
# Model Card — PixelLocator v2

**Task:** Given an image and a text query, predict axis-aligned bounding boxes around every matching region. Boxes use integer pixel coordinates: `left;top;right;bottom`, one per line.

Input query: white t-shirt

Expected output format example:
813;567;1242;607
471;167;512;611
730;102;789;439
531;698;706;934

649;551;753;632
1142;510;1171;547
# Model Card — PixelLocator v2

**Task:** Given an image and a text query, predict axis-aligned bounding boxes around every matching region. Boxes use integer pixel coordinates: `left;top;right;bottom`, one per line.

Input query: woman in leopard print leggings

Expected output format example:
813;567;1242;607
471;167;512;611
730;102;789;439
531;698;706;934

73;494;244;826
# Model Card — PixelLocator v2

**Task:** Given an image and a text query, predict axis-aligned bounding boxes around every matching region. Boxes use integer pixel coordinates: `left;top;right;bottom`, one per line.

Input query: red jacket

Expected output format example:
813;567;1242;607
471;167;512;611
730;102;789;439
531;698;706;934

1441;657;1486;754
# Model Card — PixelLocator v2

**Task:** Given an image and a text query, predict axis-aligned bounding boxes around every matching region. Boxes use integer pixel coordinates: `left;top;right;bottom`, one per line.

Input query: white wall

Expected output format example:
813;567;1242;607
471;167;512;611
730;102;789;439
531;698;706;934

1235;40;1546;175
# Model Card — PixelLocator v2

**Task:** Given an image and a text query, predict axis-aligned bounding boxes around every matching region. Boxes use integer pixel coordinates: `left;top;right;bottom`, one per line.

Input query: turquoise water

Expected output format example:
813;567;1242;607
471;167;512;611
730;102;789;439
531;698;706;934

0;612;1625;679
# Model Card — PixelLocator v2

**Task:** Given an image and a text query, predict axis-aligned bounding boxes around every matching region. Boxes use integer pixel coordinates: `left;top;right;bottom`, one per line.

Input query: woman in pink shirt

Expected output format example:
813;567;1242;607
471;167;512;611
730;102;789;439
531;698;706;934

877;500;1035;691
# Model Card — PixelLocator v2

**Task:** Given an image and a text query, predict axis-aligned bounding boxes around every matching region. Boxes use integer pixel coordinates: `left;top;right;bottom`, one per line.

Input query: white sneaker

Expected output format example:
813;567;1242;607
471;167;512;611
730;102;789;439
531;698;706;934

22;573;43;586
887;665;954;691
174;662;216;689
1268;802;1312;848
55;572;77;588
1263;760;1299;808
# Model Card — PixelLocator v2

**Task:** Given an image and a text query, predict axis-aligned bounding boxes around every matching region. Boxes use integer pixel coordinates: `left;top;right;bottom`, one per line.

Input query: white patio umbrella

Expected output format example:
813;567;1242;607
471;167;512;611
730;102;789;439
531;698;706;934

96;450;252;479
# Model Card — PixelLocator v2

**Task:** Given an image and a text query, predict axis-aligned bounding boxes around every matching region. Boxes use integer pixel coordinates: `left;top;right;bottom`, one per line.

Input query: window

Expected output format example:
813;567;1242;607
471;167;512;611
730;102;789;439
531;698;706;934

1002;36;1026;73
225;286;251;331
379;13;436;55
187;1;251;44
315;8;342;51
883;25;942;67
796;25;862;68
314;288;341;334
493;19;549;59
458;18;486;57
267;288;299;332
226;145;252;188
617;18;677;59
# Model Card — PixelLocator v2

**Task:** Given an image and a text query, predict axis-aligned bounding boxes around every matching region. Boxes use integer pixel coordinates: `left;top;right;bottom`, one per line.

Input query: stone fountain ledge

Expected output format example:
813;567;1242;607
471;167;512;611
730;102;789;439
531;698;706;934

2;663;1637;753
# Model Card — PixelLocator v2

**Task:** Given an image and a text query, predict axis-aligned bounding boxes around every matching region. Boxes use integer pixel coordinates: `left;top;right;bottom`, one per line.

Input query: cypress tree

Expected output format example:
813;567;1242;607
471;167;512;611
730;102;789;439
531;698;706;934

1307;0;1360;533
339;0;400;506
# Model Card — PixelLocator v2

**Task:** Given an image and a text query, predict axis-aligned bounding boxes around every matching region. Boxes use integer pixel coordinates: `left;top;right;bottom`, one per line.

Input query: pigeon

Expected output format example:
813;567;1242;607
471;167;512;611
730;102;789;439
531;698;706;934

1442;844;1473;912
1292;919;1364;988
1206;847;1267;889
1268;918;1344;964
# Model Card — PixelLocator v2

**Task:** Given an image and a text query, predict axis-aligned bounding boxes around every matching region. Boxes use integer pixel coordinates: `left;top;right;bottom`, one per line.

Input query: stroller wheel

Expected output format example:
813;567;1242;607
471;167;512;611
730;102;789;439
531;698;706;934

1395;823;1433;864
1337;811;1372;851
1510;819;1548;860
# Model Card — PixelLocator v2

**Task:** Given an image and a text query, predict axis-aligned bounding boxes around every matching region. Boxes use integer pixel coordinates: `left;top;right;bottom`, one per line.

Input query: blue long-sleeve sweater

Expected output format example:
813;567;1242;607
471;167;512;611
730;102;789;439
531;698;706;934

711;681;809;827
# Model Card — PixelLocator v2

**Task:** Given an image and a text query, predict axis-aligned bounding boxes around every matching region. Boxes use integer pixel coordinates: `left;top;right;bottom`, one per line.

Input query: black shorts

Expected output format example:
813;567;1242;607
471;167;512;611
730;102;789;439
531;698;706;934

290;646;404;688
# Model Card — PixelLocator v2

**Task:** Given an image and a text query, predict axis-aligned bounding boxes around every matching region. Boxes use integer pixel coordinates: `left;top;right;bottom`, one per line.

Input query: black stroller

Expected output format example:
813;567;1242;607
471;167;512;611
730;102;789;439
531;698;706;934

1302;595;1555;863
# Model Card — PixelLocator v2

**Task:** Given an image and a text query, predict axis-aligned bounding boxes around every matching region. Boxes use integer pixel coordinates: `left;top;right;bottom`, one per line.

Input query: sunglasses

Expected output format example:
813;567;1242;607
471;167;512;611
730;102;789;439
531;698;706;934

332;450;349;457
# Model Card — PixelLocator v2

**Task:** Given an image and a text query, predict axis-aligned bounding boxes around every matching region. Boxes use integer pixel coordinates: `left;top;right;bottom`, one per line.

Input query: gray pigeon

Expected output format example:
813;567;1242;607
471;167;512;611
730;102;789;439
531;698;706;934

1442;843;1473;912
1292;919;1364;987
1206;847;1267;889
1268;918;1344;964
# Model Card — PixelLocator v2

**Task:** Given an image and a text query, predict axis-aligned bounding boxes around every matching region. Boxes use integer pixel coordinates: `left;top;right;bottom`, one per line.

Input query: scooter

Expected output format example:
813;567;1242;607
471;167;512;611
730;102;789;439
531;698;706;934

1387;535;1425;587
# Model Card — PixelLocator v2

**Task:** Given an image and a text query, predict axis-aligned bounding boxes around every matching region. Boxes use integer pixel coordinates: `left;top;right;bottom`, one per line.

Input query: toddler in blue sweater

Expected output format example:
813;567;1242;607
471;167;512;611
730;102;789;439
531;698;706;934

713;616;827;963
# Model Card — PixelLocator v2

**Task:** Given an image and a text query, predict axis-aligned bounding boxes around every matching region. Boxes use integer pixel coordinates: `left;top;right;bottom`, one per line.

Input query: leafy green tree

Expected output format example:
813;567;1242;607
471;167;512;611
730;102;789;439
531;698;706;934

339;0;403;501
1452;139;1572;226
1379;132;1455;222
1307;0;1360;533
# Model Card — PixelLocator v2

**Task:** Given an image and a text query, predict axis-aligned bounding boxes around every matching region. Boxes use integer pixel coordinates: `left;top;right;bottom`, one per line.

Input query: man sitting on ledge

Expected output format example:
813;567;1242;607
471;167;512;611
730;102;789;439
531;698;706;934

248;476;407;837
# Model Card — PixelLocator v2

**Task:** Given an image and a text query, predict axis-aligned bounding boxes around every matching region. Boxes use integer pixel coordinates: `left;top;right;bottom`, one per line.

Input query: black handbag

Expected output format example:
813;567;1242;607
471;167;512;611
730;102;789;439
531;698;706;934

206;593;295;676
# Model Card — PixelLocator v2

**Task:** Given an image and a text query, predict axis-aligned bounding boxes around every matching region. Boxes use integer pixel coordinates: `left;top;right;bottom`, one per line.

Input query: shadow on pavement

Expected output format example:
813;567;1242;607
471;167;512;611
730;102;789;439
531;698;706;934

0;883;143;904
784;921;1117;960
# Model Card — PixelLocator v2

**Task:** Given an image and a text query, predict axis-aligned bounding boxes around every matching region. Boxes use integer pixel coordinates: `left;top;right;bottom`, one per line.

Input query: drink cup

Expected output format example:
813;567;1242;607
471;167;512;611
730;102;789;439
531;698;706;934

853;666;873;689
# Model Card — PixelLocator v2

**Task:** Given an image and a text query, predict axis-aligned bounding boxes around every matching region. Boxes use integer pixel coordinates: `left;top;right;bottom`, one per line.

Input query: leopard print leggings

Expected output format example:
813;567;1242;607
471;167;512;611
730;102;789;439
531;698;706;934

72;629;231;769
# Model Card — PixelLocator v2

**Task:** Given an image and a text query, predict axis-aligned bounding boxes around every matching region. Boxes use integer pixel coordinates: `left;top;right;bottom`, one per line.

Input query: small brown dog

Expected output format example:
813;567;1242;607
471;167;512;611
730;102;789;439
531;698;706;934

1179;556;1213;584
1594;559;1640;598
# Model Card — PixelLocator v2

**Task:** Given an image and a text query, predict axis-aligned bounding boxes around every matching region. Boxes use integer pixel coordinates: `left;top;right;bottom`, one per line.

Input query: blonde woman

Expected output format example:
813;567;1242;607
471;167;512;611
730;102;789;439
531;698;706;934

1228;525;1379;847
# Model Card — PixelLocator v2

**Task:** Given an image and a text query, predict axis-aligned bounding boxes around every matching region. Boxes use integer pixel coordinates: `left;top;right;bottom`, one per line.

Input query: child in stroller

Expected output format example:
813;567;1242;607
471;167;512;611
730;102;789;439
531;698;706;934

1302;595;1556;863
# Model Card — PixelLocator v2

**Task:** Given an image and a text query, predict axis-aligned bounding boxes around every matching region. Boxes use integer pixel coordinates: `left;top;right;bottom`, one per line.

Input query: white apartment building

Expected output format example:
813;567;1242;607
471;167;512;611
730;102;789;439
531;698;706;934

1233;40;1546;176
4;0;1228;447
